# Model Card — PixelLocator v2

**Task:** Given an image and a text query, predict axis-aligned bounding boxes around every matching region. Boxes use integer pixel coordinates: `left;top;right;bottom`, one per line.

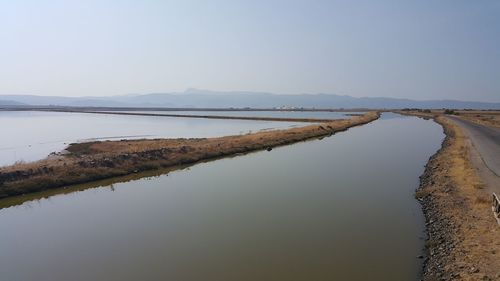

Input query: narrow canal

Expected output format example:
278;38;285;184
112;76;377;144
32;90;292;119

0;113;444;281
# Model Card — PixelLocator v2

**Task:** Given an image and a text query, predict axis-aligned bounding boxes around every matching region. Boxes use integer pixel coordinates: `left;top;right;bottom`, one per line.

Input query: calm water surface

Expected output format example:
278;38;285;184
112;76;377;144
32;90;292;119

104;110;362;119
0;111;300;166
0;113;444;281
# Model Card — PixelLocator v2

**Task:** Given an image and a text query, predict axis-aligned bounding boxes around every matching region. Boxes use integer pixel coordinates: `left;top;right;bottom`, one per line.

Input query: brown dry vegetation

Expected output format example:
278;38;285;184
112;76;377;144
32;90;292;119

0;112;379;198
400;109;500;128
406;112;500;280
456;110;500;128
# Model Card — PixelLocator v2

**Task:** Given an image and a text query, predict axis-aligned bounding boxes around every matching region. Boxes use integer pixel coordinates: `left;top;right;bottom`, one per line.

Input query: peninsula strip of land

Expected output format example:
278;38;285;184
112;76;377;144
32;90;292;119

44;109;349;123
0;112;379;199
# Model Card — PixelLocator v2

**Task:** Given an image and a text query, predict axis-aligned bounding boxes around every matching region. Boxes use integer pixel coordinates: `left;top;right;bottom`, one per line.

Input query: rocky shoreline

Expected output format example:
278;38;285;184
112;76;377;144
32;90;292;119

411;113;500;280
416;116;458;280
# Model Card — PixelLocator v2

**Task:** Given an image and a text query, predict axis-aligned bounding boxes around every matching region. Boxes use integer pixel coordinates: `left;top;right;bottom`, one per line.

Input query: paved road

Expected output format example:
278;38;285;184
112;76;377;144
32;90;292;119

448;116;500;178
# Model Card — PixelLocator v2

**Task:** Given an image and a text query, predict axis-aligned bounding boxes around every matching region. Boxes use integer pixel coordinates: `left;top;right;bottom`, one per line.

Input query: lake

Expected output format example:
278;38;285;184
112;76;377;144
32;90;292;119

99;110;363;119
0;111;301;166
0;113;444;281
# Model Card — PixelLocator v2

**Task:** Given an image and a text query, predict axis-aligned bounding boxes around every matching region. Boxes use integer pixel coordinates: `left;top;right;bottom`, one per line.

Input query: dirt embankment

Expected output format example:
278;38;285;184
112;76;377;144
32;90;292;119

403;109;500;128
49;109;347;123
404;112;500;280
455;110;500;128
0;112;379;199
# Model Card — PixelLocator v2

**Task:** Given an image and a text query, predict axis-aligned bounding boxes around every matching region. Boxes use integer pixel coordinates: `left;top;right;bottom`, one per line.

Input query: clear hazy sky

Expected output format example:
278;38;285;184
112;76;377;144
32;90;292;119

1;0;499;102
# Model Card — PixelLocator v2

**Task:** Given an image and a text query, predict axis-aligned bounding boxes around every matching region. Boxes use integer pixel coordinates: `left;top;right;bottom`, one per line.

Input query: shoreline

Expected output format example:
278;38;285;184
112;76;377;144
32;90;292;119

0;112;379;199
402;111;500;280
41;109;348;123
0;105;373;113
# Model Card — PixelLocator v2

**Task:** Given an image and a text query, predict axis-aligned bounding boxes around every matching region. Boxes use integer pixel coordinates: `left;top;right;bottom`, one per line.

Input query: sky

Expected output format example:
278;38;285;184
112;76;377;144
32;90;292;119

0;0;499;102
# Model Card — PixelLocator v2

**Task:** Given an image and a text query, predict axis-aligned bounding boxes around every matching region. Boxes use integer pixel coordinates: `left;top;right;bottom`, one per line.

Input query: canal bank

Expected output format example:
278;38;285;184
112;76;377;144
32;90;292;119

0;113;443;281
406;112;500;280
0;112;379;198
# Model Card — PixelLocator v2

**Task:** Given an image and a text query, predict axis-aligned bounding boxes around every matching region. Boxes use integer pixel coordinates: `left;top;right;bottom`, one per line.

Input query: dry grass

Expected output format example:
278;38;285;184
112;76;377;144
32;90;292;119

0;112;380;198
396;109;500;128
419;116;500;280
456;110;500;128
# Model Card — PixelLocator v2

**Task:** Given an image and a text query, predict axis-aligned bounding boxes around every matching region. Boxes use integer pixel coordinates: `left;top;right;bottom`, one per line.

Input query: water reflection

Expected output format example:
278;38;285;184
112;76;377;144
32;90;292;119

0;111;301;166
0;113;444;281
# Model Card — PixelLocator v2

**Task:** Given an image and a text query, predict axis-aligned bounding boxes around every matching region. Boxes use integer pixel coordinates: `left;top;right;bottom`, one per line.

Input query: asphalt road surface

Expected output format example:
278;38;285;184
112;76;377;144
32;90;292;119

448;116;500;177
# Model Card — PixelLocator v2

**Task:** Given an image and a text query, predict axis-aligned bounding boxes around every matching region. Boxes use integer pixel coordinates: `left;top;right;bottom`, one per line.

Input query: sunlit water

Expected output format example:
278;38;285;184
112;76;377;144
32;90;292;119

0;113;444;281
0;111;301;166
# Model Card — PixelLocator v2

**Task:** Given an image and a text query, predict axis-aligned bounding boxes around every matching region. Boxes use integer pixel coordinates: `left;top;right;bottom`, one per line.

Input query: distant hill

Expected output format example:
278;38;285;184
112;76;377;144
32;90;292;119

0;99;26;106
1;89;499;109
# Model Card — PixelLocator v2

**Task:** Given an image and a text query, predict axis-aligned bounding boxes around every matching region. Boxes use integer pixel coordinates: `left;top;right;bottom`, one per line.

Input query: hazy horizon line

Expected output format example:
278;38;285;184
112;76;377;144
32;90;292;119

1;88;499;104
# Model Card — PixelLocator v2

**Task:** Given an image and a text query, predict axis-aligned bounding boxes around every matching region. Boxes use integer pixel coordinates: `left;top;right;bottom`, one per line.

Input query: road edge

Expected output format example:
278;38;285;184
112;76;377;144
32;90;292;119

414;114;500;280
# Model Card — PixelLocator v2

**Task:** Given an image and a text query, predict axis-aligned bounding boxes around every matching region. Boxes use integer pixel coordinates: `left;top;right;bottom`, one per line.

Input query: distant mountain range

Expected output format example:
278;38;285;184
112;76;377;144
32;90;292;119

1;89;499;109
0;99;26;106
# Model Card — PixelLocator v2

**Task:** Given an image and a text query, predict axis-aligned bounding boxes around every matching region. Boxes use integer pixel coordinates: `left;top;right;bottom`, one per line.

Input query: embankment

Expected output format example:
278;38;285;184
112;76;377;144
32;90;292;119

404;112;500;280
35;109;345;123
0;112;379;199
